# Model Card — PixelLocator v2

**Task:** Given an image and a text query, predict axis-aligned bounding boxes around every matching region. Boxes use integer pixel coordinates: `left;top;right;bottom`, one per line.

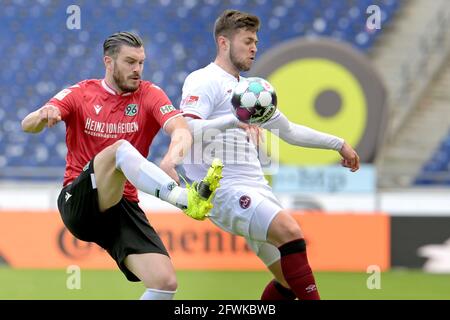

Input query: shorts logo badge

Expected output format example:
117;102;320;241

239;195;251;209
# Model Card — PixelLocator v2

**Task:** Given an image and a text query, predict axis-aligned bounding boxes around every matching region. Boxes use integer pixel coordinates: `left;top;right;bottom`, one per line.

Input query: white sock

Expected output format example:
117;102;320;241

115;140;187;208
140;288;176;300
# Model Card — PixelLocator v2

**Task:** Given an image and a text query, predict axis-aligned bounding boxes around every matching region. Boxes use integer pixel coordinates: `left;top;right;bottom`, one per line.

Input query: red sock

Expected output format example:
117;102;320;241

261;280;296;300
279;239;320;300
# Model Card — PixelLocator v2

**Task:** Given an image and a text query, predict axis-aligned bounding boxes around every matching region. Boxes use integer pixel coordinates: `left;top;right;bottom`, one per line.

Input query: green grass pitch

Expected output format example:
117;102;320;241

0;267;449;300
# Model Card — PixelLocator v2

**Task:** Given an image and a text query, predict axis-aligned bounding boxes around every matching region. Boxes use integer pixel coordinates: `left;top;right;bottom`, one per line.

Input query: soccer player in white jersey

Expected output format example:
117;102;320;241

180;10;360;300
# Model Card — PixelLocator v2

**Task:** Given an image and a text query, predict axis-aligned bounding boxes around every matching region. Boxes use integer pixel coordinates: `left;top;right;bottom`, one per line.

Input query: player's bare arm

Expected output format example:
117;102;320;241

21;104;61;133
160;116;193;183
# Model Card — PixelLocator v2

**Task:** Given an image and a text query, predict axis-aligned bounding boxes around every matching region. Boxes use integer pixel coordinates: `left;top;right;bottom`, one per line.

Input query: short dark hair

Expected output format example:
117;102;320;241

103;31;143;57
214;9;260;42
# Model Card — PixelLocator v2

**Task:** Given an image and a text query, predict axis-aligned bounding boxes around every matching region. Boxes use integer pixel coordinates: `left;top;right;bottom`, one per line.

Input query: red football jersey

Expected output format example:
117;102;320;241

45;79;181;202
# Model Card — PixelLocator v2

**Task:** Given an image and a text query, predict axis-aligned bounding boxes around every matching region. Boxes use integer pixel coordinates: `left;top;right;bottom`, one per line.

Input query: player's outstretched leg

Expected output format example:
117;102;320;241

110;139;222;219
267;211;320;300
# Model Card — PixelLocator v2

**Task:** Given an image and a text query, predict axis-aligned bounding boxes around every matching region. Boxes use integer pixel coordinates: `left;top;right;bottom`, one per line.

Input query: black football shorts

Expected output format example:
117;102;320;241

57;158;169;281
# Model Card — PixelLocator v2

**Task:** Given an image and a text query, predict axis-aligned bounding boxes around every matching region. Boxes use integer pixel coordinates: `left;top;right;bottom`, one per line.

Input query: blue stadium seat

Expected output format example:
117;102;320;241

0;0;401;180
415;130;450;185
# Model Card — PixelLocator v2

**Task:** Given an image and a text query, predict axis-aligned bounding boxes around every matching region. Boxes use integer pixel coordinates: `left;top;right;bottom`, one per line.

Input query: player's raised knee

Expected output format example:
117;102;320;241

94;140;134;173
106;139;133;161
112;139;131;151
98;139;130;157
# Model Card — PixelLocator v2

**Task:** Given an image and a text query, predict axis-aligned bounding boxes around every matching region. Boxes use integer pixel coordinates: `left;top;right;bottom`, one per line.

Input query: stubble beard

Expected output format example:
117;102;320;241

113;63;139;93
229;44;251;72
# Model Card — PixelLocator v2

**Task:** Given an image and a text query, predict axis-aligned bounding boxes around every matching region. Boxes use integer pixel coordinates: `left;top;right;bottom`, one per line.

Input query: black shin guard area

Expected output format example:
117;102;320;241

279;239;306;257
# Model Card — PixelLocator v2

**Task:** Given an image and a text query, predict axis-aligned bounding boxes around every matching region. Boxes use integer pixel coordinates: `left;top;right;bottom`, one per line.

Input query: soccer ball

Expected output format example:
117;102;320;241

231;77;277;125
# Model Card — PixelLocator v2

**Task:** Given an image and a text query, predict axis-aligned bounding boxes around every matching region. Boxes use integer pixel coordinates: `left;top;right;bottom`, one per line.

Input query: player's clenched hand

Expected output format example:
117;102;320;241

237;122;264;146
39;105;61;128
339;141;360;172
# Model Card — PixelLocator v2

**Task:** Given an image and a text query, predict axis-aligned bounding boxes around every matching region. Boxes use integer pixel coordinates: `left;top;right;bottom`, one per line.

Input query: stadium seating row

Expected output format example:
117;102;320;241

0;0;400;180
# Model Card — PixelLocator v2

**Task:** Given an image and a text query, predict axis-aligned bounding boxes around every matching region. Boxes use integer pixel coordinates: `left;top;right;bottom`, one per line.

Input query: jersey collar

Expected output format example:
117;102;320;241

210;62;241;82
101;79;134;96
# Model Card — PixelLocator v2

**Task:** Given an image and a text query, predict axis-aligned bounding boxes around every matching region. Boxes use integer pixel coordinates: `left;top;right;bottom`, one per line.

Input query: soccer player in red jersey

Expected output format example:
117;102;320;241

21;31;223;300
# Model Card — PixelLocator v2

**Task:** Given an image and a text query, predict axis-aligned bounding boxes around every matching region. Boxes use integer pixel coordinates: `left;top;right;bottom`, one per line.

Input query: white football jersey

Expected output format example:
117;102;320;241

181;63;268;188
